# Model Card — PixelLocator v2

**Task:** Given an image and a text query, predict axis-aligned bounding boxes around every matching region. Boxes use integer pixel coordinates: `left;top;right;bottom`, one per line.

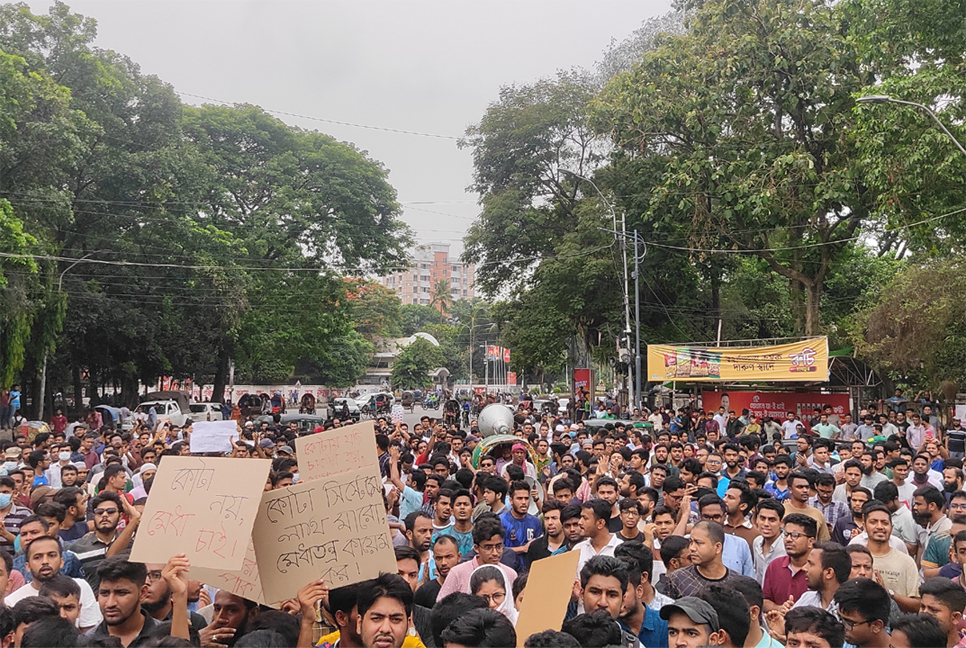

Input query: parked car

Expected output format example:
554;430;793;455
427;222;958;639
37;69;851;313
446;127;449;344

123;391;194;430
188;402;225;421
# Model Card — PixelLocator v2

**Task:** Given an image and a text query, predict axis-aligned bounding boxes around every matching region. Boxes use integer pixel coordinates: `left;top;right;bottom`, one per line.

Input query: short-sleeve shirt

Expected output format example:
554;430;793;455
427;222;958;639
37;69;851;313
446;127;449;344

399;486;424;521
66;532;131;591
499;510;543;547
949;428;966;454
0;505;30;554
762;556;808;605
666;564;743;599
873;547;920;597
434;525;474;556
812;423;840;438
922;532;952;569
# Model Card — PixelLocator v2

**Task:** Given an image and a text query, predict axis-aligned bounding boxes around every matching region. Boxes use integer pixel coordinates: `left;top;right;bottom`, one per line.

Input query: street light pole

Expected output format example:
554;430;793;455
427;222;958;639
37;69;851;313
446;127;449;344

39;250;109;420
561;169;634;410
857;95;966;159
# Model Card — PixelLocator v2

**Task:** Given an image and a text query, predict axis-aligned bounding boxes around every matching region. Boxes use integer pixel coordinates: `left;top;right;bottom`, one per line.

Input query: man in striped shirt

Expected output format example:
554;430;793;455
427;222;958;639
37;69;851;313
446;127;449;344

0;476;30;555
65;491;138;591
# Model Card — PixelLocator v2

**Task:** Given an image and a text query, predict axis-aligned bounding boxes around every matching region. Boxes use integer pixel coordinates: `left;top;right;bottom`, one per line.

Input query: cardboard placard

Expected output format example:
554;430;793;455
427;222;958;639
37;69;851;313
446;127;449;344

189;420;238;454
131;457;271;570
294;420;378;483
514;550;581;646
187;539;267;605
252;465;397;604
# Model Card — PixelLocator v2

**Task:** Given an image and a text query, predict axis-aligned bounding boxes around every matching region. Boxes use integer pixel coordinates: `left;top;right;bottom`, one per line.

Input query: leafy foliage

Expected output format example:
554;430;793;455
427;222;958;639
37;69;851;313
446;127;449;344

345;278;402;340
852;259;966;388
390;337;444;390
0;2;412;407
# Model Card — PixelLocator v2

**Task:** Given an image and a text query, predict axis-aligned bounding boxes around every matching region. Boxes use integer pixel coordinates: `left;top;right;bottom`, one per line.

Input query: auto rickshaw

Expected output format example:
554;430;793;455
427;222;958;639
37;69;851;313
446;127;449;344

471;435;544;514
443;398;461;427
299;393;316;414
471;434;539;469
401;391;416;413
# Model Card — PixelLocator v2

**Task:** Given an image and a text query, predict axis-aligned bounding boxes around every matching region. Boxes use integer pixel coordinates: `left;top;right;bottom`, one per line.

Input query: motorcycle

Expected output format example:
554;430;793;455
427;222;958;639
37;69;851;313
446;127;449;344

423;395;440;410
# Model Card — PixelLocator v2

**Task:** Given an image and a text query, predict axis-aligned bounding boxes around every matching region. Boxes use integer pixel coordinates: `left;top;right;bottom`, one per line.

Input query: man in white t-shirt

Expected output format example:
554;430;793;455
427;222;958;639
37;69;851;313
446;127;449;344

782;412;801;439
5;536;102;630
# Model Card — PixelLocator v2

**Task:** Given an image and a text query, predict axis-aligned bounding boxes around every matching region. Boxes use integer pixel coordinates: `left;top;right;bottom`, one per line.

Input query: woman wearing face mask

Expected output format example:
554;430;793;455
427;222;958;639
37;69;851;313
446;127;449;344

469;564;518;625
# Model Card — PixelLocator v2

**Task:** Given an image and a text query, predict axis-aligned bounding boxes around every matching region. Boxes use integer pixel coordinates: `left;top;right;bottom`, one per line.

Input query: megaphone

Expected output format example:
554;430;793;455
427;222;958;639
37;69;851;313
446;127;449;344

477;403;515;437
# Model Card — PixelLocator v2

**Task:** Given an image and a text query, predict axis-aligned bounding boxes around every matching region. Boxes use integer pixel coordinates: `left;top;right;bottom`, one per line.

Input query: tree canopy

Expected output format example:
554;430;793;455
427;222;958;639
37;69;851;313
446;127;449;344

462;0;964;392
0;2;412;410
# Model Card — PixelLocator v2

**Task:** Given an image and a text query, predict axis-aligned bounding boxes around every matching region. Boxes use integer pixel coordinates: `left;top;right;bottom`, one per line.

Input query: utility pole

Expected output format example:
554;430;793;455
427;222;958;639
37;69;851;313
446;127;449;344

561;169;633;410
39;250;109;420
633;230;643;412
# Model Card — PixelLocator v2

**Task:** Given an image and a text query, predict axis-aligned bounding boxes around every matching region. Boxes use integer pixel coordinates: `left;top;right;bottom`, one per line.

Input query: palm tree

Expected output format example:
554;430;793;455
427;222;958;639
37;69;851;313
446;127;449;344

429;278;451;323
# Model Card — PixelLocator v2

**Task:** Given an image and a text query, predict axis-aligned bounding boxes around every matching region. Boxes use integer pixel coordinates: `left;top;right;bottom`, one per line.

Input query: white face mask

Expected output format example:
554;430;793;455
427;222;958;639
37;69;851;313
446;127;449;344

2;462;17;473
59;451;71;462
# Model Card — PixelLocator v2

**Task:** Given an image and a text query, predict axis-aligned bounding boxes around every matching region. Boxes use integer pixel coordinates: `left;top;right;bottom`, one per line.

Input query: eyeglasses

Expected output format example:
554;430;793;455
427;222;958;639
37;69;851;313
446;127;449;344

94;508;119;516
839;616;872;630
479;592;505;605
147;570;163;582
783;531;814;541
478;543;503;553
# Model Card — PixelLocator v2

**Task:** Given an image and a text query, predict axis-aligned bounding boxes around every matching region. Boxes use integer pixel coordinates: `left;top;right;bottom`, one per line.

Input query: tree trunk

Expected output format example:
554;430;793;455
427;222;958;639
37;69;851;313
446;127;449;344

211;346;230;404
28;376;39;418
804;281;822;336
72;365;82;416
88;368;97;408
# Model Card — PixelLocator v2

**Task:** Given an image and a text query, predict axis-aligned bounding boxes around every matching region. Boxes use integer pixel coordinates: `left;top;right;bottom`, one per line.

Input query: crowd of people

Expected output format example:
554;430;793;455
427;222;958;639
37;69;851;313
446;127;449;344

0;394;961;647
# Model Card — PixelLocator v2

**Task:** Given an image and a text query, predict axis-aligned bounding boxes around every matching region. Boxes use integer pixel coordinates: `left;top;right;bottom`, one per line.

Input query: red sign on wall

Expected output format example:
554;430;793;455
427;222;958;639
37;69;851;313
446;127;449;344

701;390;851;420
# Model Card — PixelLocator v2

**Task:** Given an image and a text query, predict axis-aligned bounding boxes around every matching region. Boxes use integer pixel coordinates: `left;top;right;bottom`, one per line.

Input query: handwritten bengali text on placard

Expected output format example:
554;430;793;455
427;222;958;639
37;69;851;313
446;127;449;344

252;465;396;604
130;457;271;570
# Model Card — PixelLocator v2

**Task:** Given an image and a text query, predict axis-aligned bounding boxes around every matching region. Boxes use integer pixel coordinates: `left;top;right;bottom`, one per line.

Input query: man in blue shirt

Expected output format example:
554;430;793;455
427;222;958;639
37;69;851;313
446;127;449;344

697;494;755;577
615;540;672;648
500;480;542;564
618;561;669;648
7;386;20;427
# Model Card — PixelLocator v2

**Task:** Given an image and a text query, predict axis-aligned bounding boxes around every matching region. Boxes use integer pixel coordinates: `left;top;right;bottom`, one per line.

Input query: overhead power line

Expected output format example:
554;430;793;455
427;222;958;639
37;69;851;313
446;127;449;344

177;92;461;141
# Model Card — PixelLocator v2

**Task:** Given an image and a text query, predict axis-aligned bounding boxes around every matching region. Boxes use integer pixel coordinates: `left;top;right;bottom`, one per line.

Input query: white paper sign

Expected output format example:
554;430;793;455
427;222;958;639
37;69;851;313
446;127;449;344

190;420;238;454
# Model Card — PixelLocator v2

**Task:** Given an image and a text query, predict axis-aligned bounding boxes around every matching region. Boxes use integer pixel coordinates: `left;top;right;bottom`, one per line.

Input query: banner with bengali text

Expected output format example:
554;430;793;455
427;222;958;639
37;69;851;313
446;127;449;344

647;338;829;383
701;390;850;421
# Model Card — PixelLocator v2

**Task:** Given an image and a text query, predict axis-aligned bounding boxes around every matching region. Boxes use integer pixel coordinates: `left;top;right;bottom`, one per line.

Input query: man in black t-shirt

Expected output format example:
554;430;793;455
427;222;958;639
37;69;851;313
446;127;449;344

414;535;460;609
617;499;646;543
526;500;574;568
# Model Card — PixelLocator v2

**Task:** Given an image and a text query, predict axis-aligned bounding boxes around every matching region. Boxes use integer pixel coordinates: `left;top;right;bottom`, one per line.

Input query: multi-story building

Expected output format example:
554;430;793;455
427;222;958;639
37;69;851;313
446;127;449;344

380;243;476;307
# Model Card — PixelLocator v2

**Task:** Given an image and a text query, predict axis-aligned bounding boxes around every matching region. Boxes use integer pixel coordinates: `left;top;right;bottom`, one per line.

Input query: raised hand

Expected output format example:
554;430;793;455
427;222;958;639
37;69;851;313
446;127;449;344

297;578;329;619
162;553;190;598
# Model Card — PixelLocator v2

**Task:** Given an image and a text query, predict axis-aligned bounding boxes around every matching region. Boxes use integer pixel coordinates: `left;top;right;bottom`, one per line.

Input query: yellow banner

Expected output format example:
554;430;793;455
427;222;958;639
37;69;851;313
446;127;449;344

647;338;829;382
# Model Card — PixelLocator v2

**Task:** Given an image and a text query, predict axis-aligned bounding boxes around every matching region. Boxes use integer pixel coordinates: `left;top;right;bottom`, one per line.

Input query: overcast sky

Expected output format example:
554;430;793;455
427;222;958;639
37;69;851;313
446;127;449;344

31;0;671;259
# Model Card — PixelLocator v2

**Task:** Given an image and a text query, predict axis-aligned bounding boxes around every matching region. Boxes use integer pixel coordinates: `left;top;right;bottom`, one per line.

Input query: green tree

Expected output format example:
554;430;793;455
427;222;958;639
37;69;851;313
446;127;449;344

461;70;606;296
391;337;444;390
400;304;438;336
308;329;373;388
429;278;451;323
852;258;966;389
0;199;38;388
345;278;402;340
592;0;876;335
844;0;966;254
